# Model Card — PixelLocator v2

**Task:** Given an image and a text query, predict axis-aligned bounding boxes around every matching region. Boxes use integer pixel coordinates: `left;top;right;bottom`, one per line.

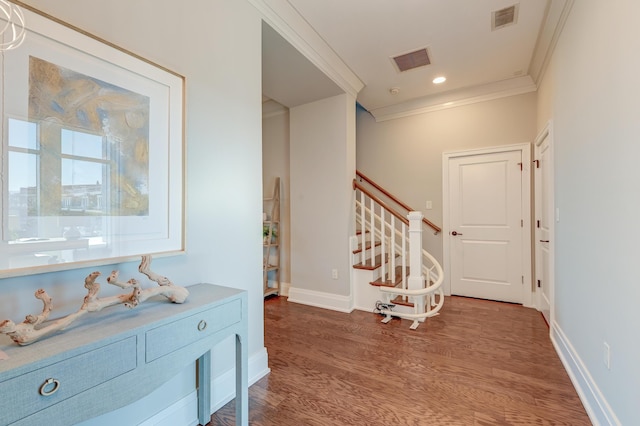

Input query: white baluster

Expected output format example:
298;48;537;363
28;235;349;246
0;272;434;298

390;216;396;283
359;191;365;265
369;198;375;267
380;209;386;283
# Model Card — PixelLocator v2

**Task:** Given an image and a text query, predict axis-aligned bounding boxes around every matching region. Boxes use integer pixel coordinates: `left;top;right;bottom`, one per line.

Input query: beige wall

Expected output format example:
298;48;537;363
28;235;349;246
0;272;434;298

356;92;537;262
290;93;356;298
262;106;291;285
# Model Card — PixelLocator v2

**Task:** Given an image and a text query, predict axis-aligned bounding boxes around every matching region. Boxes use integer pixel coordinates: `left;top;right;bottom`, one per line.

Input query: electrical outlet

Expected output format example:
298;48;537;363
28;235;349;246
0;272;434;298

603;342;611;370
331;269;338;280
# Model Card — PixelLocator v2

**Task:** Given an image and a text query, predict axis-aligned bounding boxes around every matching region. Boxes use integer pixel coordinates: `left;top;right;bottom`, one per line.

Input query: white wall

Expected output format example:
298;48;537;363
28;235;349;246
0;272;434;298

289;93;356;304
539;1;640;423
262;104;291;287
356;93;537;263
2;0;267;423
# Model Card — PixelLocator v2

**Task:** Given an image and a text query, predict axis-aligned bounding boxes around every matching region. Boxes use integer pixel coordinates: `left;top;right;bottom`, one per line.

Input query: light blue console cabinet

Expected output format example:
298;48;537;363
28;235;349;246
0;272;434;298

0;283;248;426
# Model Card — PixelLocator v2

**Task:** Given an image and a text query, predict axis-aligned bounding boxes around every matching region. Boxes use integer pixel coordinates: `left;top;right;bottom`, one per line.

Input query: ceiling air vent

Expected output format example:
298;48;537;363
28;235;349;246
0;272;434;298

392;48;431;72
492;4;519;31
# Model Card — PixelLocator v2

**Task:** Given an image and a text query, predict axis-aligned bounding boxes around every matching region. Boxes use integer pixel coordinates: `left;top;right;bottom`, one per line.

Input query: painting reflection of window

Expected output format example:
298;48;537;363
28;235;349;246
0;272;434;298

60;128;108;240
6;121;108;241
61;129;107;214
7;118;39;241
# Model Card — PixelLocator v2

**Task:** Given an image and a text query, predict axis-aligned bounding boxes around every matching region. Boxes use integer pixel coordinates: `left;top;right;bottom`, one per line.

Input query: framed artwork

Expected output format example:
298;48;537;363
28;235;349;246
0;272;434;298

0;4;185;277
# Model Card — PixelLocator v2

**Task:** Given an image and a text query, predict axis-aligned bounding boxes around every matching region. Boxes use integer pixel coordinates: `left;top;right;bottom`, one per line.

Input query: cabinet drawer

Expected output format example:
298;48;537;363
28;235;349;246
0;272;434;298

0;336;137;425
146;298;241;362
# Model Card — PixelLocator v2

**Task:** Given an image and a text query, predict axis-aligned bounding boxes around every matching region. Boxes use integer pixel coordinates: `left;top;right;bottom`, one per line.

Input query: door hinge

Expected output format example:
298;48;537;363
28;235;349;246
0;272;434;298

537;279;541;288
533;159;540;168
521;219;523;227
517;162;523;171
537;220;540;228
522;276;524;284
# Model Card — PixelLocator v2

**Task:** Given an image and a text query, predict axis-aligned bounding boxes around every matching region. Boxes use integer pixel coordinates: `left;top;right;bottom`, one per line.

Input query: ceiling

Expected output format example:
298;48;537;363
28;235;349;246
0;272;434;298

262;0;572;121
262;22;345;108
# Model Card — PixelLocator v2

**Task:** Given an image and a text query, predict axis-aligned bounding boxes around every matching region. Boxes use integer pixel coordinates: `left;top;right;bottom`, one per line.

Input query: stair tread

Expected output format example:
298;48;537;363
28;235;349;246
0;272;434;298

370;265;408;287
391;295;414;307
353;254;387;270
370;282;399;288
352;240;381;254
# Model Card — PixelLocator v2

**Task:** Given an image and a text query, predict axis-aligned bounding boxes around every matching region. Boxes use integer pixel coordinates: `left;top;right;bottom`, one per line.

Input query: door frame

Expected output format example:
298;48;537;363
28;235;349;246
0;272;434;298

442;143;533;307
534;121;555;324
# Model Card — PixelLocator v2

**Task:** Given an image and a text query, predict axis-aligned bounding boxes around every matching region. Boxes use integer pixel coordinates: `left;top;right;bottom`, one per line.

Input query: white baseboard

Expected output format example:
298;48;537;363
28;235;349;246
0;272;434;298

139;348;270;425
279;281;291;297
551;321;620;426
287;286;353;313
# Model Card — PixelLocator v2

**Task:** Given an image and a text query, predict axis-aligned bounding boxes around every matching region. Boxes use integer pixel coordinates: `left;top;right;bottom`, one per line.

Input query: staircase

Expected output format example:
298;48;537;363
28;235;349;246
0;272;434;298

352;171;444;329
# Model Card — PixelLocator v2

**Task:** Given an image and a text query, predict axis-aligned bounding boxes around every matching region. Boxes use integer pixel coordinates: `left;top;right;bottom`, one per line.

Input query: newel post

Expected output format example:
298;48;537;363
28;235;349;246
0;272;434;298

408;211;425;319
407;211;425;290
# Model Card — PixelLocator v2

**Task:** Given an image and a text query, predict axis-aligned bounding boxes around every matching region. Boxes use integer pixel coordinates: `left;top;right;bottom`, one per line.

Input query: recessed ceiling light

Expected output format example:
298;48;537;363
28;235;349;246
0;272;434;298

433;76;446;84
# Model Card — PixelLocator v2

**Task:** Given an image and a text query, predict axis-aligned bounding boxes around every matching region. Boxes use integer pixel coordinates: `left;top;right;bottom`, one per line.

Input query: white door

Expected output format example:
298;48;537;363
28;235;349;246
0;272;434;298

448;150;524;303
535;127;553;325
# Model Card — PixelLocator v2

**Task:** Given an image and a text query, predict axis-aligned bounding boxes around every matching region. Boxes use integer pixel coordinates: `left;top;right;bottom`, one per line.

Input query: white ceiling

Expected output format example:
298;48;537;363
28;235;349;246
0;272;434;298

262;23;344;108
262;0;572;121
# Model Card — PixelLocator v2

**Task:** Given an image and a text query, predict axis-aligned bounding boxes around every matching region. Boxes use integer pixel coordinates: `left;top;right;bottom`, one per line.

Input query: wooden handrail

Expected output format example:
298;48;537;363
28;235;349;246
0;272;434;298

356;170;441;234
353;180;409;226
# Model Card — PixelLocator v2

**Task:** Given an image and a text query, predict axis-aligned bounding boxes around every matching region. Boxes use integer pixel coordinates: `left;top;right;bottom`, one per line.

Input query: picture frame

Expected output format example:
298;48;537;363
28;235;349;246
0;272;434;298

0;4;185;278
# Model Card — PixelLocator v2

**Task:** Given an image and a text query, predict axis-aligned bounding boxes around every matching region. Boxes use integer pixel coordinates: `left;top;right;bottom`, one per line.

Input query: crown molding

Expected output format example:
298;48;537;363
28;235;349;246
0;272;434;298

529;0;575;85
248;0;364;99
370;76;537;122
251;0;572;123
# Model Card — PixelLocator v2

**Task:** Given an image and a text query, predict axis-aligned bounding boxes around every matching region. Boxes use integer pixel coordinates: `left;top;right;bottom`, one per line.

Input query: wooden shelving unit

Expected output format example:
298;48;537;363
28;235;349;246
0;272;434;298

263;177;280;297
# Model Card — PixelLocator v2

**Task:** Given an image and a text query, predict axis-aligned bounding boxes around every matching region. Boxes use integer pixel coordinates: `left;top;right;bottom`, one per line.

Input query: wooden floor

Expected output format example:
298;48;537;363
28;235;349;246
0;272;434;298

209;295;591;425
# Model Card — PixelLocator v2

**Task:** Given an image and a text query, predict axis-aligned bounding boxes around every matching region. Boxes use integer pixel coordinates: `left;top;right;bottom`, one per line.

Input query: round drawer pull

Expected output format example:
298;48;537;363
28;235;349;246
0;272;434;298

39;378;60;396
197;320;207;331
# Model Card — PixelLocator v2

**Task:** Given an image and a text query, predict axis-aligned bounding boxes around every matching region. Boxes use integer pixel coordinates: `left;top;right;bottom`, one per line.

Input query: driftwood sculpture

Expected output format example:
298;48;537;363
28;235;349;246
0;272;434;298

0;255;189;346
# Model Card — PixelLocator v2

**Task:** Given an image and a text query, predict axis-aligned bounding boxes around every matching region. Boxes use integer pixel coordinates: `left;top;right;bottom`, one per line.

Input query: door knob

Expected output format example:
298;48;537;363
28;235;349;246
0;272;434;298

451;231;463;236
539;239;549;243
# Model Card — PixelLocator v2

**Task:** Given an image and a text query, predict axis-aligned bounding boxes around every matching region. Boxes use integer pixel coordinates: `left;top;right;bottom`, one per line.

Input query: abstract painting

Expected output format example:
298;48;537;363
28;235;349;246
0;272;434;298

28;56;150;217
0;5;184;277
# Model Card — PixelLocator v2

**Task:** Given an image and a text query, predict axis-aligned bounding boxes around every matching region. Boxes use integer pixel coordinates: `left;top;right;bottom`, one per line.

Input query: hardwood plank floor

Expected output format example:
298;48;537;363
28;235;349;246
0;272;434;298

209;296;591;425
